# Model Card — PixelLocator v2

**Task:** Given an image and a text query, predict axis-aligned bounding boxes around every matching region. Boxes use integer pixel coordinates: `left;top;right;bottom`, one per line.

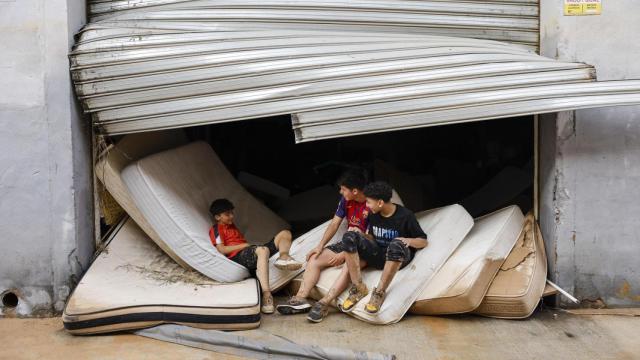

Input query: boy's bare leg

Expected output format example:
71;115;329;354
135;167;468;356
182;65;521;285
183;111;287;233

376;260;402;293
344;250;364;285
255;246;271;293
255;246;275;313
318;260;366;305
296;250;337;298
273;230;293;259
365;260;402;314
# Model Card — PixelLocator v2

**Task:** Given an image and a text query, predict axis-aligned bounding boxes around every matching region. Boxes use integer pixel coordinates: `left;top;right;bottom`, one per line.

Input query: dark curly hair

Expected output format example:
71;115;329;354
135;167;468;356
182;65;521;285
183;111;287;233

209;198;234;217
337;168;368;190
363;181;392;202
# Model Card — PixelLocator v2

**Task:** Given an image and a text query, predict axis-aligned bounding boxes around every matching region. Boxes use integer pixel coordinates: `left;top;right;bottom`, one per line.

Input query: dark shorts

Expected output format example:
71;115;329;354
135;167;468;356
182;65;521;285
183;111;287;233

327;231;415;270
230;238;278;273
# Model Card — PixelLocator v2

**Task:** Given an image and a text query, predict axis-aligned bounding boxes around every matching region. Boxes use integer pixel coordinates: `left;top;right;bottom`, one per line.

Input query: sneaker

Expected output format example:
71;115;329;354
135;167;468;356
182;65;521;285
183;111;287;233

340;283;368;313
261;292;275;314
276;296;312;315
274;257;303;271
307;301;329;323
365;287;386;314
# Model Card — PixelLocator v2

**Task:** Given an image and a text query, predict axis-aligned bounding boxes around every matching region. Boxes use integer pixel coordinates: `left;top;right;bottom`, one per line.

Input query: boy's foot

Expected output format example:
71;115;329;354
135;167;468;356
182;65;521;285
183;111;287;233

365;287;386;314
261;292;275;314
340;283;369;313
307;301;329;323
274;256;303;271
276;296;312;315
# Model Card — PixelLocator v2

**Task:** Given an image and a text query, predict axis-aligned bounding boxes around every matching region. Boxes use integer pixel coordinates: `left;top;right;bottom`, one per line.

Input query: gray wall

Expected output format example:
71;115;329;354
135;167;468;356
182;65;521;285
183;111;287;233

0;0;93;316
540;0;640;307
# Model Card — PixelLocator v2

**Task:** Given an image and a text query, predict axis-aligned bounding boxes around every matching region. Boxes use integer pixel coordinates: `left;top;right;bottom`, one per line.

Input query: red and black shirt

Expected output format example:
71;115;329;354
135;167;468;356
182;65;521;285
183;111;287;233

209;223;247;259
335;196;370;232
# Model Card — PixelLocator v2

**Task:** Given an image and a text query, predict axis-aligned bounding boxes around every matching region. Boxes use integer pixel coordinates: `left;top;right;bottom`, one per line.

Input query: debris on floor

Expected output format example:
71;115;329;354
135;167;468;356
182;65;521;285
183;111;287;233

137;324;396;360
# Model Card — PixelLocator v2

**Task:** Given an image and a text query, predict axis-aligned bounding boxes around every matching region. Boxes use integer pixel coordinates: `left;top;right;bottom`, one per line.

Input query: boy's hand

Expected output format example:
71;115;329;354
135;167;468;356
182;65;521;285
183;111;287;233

306;245;323;261
396;237;428;248
396;237;413;247
328;252;345;266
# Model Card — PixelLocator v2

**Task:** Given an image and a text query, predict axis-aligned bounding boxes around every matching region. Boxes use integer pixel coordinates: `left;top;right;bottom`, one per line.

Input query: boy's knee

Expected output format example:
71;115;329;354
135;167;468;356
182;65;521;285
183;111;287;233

340;231;361;253
255;246;269;256
277;229;292;240
386;239;409;262
308;256;321;268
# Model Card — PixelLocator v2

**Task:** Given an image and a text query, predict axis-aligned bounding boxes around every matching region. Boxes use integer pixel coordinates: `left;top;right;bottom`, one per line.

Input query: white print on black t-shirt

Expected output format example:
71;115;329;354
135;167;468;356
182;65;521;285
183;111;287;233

371;226;399;242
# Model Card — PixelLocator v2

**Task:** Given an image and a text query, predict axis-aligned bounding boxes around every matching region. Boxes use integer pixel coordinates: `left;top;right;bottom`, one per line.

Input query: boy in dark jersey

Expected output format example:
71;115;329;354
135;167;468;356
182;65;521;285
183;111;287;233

307;181;427;322
209;198;302;314
276;169;369;315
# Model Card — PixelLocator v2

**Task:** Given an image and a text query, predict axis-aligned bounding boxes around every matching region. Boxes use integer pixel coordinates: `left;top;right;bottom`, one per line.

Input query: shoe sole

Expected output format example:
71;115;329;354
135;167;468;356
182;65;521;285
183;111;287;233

340;293;368;313
306;315;326;323
274;263;303;271
262;308;275;314
340;303;356;313
276;304;311;315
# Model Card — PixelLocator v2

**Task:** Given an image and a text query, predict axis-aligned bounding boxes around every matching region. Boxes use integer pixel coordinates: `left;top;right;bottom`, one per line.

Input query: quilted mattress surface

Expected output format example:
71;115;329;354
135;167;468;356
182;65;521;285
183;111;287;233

411;205;525;315
63;218;261;334
310;204;473;324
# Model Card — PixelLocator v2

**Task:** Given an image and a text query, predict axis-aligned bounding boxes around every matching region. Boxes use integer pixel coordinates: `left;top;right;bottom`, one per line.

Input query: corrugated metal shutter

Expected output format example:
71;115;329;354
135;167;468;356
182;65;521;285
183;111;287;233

72;1;640;140
87;0;540;49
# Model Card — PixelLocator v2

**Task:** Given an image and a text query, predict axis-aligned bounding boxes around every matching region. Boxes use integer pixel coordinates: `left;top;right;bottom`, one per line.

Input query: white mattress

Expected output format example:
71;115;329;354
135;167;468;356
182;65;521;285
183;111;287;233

95;130;191;269
309;204;473;324
410;205;525;315
63;218;261;335
123;141;347;287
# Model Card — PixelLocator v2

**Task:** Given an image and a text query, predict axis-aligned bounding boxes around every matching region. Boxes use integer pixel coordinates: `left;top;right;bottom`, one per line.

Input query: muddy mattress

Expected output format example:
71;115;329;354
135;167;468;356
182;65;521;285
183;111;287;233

410;205;525;315
63;219;261;335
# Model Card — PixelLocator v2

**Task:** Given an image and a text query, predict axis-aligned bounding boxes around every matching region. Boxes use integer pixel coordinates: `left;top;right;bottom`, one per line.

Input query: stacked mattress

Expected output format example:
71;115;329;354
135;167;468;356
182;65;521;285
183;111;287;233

410;205;525;315
299;204;474;324
291;206;549;320
473;213;548;319
63;218;261;335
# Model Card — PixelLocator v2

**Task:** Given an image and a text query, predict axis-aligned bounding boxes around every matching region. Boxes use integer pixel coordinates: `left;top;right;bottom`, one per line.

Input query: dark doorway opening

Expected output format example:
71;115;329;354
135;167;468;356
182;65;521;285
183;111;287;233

187;115;534;235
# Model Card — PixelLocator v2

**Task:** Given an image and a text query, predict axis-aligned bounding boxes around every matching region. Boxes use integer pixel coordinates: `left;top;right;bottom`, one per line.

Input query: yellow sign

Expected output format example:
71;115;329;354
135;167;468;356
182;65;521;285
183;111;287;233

564;0;602;15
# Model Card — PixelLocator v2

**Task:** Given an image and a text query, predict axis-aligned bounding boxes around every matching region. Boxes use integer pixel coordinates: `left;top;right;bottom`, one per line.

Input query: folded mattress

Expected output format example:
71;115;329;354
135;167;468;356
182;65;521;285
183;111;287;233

63;218;261;335
473;213;548;319
410;205;525;315
123;141;340;287
95;130;191;269
302;204;473;324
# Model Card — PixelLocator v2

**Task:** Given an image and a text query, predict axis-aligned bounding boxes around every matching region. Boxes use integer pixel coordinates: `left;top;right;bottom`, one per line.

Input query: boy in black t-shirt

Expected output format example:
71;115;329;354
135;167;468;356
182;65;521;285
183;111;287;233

307;181;428;322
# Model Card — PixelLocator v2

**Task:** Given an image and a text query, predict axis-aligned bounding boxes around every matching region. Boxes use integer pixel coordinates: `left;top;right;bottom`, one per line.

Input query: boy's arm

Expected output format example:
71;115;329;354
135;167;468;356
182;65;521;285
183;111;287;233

215;243;250;255
319;215;343;247
307;215;343;260
397;237;428;249
397;213;428;249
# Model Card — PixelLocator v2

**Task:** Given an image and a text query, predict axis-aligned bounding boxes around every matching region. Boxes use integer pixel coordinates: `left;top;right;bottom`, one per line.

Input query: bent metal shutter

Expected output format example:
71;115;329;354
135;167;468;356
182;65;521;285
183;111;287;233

72;0;640;141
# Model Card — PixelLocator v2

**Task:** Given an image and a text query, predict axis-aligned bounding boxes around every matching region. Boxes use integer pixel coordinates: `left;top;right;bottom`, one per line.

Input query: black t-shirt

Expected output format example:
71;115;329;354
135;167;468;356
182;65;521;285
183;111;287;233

367;204;427;248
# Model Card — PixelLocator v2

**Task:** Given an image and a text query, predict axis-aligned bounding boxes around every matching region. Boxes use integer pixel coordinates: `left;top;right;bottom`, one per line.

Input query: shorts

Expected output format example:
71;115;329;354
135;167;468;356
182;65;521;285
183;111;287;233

230;238;278;273
327;231;415;270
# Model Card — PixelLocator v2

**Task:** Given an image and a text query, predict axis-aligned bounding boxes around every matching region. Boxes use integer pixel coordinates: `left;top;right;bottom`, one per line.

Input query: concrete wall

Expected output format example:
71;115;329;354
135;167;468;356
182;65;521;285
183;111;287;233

540;0;640;307
0;0;93;316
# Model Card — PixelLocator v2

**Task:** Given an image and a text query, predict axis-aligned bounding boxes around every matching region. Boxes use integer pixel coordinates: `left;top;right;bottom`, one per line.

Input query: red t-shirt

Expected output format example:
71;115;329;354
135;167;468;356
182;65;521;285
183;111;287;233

335;197;370;233
209;223;247;259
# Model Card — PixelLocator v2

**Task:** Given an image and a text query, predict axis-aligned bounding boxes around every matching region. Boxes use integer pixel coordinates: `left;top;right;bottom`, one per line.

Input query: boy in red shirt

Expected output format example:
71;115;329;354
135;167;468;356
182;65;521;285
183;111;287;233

209;198;301;314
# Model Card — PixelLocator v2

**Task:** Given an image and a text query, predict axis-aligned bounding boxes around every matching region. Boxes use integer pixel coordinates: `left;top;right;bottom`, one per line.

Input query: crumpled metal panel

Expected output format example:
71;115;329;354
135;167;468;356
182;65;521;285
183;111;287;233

71;1;640;139
87;0;539;47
